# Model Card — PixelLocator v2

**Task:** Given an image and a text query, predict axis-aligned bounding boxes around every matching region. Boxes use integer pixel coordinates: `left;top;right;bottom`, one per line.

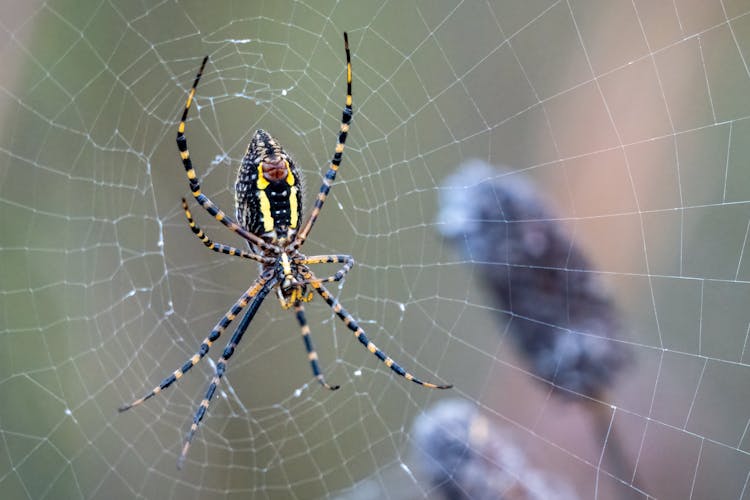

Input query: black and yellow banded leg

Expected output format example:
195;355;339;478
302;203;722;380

177;278;275;469
294;32;352;248
312;283;452;390
118;276;270;413
182;198;270;264
176;56;279;254
295;254;354;284
294;302;340;391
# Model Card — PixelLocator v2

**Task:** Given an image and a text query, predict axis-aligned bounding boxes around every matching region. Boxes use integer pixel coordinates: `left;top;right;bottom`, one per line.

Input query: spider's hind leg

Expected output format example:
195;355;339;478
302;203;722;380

176;55;277;254
293;32;352;249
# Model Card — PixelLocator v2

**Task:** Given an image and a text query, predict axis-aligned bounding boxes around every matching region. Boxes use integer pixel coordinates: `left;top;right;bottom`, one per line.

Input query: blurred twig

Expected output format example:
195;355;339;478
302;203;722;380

437;160;641;498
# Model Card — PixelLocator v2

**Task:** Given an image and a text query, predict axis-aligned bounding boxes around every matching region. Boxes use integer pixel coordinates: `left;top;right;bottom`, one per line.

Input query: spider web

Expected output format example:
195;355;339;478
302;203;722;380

1;0;750;498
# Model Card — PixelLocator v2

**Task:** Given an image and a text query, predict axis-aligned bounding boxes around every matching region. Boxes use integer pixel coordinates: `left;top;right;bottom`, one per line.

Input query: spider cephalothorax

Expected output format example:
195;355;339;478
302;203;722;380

119;33;451;470
235;129;304;244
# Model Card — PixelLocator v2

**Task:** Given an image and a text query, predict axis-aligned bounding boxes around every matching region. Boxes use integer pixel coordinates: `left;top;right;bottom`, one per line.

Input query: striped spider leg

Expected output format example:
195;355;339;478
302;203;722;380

118;274;273;414
176;275;277;469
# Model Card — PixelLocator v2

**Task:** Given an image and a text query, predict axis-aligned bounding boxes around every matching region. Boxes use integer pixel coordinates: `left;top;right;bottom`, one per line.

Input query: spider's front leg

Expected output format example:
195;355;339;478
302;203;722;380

177;276;276;469
294;302;340;391
308;276;452;390
118;276;271;413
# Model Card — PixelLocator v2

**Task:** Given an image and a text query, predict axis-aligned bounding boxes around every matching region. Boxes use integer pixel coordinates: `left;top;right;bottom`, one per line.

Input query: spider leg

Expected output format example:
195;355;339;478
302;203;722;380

294;302;340;391
118;276;270;412
182;198;271;264
311;281;452;390
293;32;352;249
177;277;276;469
176;56;279;254
294;254;354;284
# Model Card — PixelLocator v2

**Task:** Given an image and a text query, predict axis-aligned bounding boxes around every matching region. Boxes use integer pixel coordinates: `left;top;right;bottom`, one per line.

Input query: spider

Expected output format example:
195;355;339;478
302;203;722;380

119;33;452;469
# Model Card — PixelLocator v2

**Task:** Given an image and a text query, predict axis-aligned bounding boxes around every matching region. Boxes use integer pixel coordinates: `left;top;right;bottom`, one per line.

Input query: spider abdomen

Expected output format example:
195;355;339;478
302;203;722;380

235;129;303;240
264;180;301;230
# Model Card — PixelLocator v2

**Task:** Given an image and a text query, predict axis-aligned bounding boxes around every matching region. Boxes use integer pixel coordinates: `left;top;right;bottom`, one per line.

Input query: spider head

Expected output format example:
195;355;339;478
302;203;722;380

276;254;312;308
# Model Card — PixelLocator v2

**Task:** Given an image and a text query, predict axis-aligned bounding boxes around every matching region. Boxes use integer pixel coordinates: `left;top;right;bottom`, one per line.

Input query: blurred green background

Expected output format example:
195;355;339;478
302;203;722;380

1;1;749;499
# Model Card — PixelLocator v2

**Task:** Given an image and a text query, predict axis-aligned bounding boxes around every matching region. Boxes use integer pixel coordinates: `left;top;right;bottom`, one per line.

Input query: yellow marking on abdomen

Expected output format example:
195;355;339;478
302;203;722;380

285;163;295;186
290;186;299;228
258;191;274;232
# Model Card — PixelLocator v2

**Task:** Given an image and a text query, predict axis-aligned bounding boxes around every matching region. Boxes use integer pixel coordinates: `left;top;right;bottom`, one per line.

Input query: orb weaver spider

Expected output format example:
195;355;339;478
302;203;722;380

119;33;452;469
